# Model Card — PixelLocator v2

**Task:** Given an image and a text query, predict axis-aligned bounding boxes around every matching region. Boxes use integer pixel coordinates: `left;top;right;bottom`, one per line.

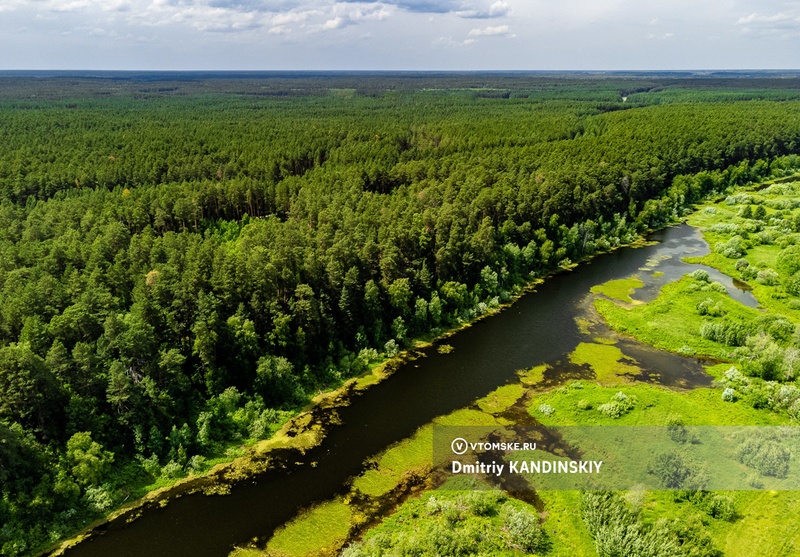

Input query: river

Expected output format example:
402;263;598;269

55;223;755;557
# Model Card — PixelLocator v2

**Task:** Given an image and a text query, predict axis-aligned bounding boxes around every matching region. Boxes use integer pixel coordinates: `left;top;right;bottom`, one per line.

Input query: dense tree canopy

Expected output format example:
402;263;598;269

2;74;800;555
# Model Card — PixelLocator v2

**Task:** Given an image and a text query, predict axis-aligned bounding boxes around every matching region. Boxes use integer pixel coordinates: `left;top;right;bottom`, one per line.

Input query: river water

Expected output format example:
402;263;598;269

55;223;756;557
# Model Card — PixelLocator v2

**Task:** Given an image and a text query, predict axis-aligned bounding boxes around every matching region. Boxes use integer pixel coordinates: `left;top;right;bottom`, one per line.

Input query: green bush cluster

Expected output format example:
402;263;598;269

342;490;547;556
581;491;721;557
597;391;637;418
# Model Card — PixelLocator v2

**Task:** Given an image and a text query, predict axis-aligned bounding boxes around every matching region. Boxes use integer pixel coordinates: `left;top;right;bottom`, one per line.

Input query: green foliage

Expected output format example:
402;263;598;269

648;450;710;490
345;489;545;556
502;505;547;553
598;391;638;418
737;432;792;478
65;431;114;486
3;75;800;554
581;491;721;557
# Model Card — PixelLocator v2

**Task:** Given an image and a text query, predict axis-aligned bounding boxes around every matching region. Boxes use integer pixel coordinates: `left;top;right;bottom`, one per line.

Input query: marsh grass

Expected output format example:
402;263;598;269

476;384;525;414
590;276;646;303
595;275;763;359
265;499;353;557
568;342;640;384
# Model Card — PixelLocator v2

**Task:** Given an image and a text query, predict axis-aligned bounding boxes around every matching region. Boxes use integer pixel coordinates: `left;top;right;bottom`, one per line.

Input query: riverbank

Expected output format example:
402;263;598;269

41;275;546;556
42;226;653;557
255;178;800;557
48;174;800;556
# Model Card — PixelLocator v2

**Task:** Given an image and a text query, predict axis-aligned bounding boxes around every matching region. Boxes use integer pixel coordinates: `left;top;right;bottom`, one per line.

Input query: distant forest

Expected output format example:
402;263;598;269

2;74;800;556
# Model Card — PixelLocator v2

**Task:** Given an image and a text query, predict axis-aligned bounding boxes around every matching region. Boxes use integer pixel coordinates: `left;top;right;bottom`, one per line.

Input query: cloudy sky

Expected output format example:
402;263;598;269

1;0;799;70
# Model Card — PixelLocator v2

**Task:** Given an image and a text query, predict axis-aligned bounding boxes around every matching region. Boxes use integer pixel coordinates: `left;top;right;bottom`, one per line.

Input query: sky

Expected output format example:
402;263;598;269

1;0;800;70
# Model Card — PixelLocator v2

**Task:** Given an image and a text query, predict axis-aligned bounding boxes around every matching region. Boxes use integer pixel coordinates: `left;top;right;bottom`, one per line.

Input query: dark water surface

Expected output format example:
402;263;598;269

57;223;736;557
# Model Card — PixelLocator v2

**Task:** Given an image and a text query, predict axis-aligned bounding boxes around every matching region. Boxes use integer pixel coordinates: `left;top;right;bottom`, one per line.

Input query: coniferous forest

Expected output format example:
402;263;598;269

2;73;800;555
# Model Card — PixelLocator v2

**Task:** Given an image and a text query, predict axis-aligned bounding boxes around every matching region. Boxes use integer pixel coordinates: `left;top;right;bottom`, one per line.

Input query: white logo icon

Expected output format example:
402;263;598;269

451;438;469;455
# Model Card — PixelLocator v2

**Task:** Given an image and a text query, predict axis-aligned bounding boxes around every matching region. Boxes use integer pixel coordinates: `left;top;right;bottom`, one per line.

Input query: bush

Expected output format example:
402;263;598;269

740;266;758;281
757;269;780;286
702;494;737;521
735;258;750;272
708;281;727;293
465;490;505;516
160;460;185;480
503;506;546;553
538;403;555;416
715;235;746;258
776;245;800;276
598;392;637;418
722;387;737;402
580;492;719;557
648;450;710;490
383;339;399;358
665;414;688;443
696;298;725;316
785;271;800;297
737;434;791;478
83;484;115;513
700;321;748;346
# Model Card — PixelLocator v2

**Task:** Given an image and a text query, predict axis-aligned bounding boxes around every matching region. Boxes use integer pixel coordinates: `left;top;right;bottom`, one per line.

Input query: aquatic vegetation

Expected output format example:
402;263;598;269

568;342;641;384
590;276;646;303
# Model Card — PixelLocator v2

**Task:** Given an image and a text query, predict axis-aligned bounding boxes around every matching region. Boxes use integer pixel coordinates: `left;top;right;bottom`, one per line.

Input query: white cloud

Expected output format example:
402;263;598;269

322;15;346;28
458;0;510;19
0;0;28;13
2;0;800;70
271;9;318;26
737;11;800;37
468;24;513;36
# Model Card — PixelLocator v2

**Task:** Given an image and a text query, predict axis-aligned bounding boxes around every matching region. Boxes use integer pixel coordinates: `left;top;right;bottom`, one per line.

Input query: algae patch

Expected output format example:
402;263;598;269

590;276;646;303
475;383;525;414
518;364;549;386
568;342;640;384
265;498;352;557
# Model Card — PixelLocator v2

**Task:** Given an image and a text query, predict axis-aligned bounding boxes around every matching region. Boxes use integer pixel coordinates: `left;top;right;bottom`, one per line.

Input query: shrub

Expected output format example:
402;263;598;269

648;450;709;490
700;321;748;346
465;490;505;516
598;392;637;418
735;258;750;272
383;339;399;358
722;387;737;402
776;245;800;276
701;494;736;522
689;269;710;282
757;268;780;286
160;460;185;480
503;506;546;553
665;414;688;443
696;297;725;316
737;435;791;478
785;271;800;297
83;484;115;513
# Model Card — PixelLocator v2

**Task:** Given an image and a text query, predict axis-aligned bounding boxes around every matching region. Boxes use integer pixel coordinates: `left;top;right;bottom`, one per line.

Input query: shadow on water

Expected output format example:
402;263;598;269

56;223;733;557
